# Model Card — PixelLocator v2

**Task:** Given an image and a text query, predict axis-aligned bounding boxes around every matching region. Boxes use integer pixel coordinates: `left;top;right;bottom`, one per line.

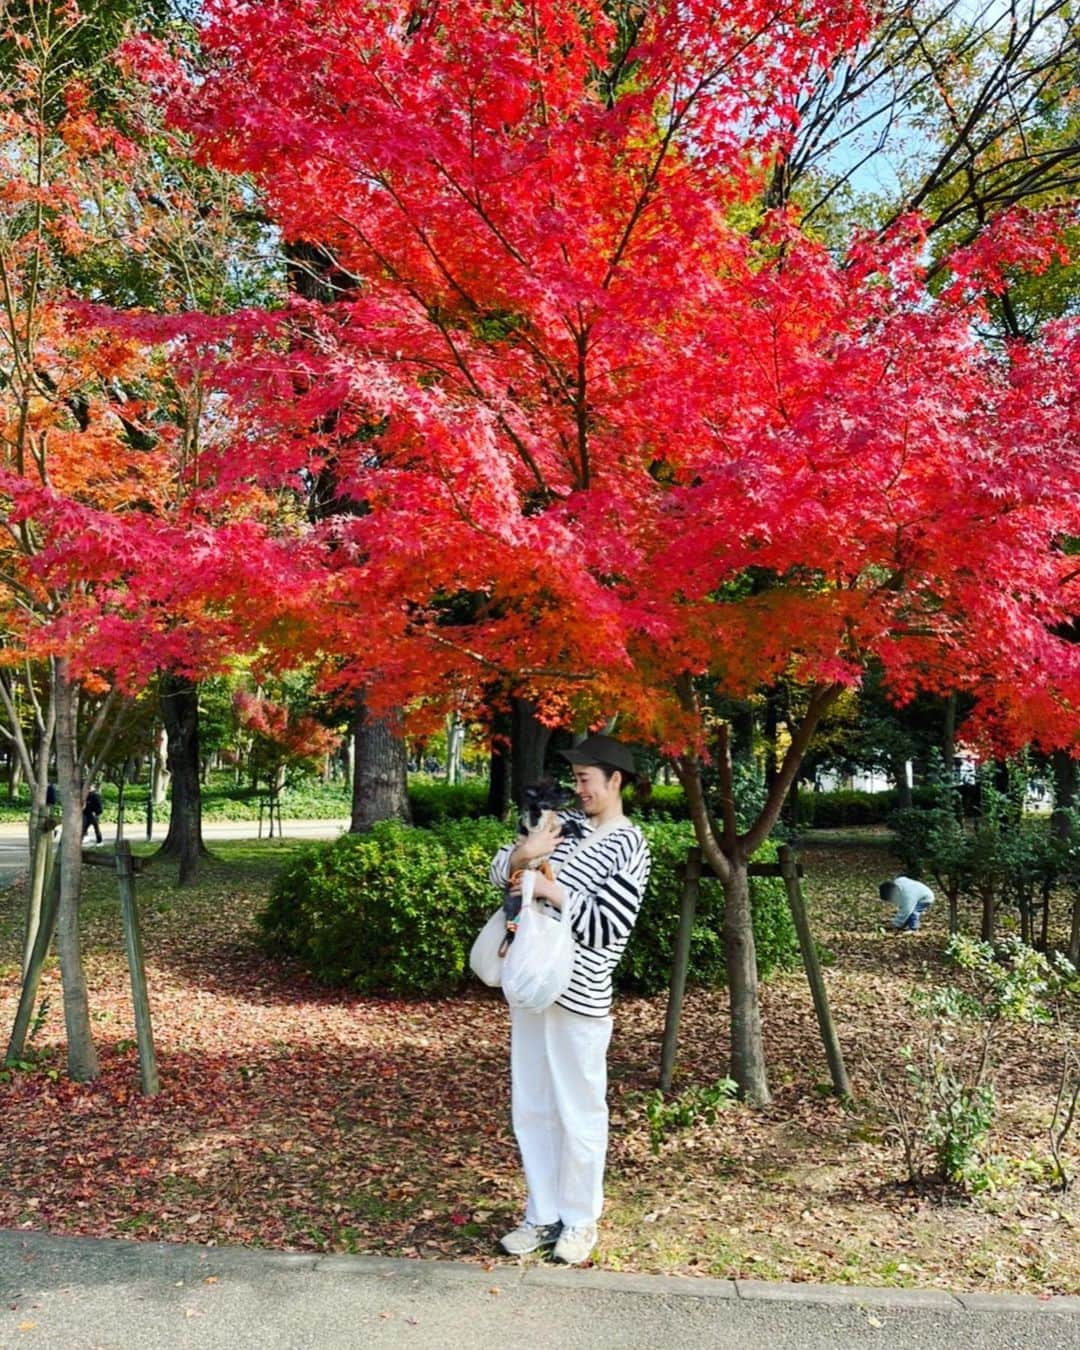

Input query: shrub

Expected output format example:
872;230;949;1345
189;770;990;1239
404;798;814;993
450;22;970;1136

866;935;1079;1193
635;783;689;820
889;757;1071;942
796;787;938;829
407;778;692;823
644;1078;738;1154
407;779;492;825
260;819;506;995
261;817;799;997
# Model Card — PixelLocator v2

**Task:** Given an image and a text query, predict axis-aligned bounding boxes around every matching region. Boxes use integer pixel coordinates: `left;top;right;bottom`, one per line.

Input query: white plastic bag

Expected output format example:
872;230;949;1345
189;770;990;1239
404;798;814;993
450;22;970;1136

500;872;575;1013
469;908;508;987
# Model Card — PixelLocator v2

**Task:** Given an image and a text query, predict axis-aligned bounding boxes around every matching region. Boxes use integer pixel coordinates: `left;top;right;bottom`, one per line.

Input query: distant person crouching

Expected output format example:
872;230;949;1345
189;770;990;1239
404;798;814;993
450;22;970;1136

880;876;933;933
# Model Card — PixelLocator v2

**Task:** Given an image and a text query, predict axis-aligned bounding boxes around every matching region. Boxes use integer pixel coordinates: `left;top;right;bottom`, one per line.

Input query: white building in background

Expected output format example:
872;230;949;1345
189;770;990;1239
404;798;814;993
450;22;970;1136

813;753;1051;811
813;767;892;794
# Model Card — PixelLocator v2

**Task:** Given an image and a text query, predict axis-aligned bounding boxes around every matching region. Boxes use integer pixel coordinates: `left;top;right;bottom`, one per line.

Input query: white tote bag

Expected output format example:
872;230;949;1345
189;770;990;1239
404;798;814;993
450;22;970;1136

500;872;575;1013
469;908;508;987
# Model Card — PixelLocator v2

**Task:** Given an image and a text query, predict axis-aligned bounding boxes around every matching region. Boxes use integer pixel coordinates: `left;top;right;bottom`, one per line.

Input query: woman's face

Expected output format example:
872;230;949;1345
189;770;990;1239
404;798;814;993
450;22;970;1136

571;764;621;817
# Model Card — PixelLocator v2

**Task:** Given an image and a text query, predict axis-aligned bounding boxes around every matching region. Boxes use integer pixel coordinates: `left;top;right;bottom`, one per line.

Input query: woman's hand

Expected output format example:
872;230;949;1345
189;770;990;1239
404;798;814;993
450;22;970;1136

531;871;568;910
510;824;562;871
510;868;568;911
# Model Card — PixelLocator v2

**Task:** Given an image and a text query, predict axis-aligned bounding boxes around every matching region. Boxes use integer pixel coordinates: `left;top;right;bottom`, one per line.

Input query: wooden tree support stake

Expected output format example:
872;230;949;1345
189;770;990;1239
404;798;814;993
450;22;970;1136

659;847;701;1091
6;841;62;1066
258;794;283;840
778;844;850;1099
660;851;806;1091
115;842;159;1096
23;812;60;979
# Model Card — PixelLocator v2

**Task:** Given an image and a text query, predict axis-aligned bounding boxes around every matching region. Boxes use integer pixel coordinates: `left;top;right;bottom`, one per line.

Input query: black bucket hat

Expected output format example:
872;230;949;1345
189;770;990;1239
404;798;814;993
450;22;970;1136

559;734;637;777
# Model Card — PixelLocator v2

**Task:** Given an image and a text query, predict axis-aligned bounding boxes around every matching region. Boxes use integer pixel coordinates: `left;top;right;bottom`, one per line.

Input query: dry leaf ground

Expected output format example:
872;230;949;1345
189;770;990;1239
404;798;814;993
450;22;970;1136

0;833;1076;1294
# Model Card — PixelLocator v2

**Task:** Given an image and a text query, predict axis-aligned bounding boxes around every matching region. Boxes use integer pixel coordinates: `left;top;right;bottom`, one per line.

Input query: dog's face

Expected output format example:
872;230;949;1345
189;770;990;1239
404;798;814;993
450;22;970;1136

519;779;577;834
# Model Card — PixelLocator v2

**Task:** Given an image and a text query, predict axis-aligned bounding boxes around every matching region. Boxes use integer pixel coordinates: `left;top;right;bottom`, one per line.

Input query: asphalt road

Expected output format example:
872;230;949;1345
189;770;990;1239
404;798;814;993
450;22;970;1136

1;1232;1078;1350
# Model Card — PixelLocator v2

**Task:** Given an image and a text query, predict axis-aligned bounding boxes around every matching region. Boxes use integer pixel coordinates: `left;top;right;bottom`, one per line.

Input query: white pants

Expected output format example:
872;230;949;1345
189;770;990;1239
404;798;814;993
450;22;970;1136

510;1003;613;1228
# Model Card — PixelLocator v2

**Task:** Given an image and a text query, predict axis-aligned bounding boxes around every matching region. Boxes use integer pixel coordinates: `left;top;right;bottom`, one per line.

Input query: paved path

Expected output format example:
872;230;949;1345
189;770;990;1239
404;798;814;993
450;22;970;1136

1;1231;1077;1350
0;819;350;889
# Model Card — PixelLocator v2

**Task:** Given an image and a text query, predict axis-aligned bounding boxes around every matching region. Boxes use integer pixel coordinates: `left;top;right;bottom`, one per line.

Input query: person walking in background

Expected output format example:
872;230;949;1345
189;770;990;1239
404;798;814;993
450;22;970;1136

82;785;103;844
489;734;651;1268
880;875;933;932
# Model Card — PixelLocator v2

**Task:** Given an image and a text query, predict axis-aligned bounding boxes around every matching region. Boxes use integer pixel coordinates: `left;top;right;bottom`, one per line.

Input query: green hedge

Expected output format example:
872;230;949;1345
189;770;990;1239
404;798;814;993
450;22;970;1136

260;818;798;997
794;786;936;829
407;779;492;825
635;783;690;820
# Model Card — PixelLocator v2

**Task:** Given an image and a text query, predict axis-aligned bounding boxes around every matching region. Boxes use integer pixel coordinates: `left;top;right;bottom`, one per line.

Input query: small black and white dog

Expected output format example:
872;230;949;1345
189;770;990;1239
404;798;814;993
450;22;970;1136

499;780;586;954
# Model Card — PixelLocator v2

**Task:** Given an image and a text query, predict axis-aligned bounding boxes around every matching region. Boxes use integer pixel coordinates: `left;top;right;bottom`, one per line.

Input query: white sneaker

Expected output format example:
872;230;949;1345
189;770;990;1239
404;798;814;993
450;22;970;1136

499;1221;562;1255
553;1223;597;1266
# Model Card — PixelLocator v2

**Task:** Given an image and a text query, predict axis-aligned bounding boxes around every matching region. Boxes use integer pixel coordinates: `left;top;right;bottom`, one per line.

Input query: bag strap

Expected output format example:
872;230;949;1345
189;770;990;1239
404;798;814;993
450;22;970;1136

552;815;630;879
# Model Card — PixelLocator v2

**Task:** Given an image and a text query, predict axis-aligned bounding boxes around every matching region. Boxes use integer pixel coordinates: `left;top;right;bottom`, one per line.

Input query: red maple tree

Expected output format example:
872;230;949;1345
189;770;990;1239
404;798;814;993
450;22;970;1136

0;5;323;1078
145;0;1080;1102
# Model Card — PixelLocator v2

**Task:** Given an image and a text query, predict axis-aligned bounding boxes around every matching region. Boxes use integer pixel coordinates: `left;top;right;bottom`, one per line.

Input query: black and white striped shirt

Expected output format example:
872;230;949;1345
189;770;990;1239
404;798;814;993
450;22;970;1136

489;811;651;1018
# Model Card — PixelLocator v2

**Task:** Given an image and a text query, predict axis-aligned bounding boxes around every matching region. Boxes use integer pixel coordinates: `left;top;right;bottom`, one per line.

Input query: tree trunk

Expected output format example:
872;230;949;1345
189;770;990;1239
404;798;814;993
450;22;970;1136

892;753;913;810
943;692;957;775
763;688;780;798
730;702;756;766
24;805;52;978
1069;892;1080;967
980;888;996;943
157;674;205;886
115;772;126;843
151;724;169;806
1039;877;1052;953
722;858;772;1106
23;758;55;976
487;701;511;818
1052;751;1076;842
53;661;100;1082
674;680;841;1109
350;695;411;831
446;713;465;784
510;696;553;807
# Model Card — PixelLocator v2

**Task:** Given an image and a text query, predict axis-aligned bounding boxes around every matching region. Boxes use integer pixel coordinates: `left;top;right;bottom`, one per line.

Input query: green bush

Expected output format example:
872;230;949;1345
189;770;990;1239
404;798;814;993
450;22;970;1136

260;819;508;995
644;1078;739;1154
795;787;935;829
407;779;492;825
260;817;799;998
636;783;689;820
408;778;691;823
